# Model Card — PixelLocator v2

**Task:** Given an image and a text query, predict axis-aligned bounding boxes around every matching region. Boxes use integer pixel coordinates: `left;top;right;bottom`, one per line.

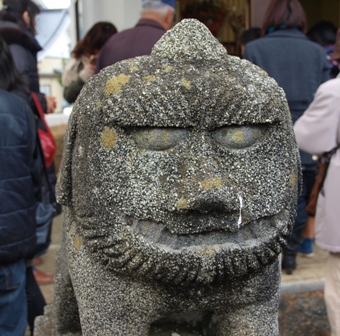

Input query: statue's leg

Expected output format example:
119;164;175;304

54;246;81;334
67;244;162;336
72;270;160;336
217;260;281;336
217;299;279;336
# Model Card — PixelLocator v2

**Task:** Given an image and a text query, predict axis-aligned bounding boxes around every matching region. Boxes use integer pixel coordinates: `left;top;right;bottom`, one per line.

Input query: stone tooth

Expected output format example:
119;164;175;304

109;248;138;269
220;250;234;277
171;270;188;285
230;250;248;276
153;257;180;282
268;241;282;255
277;236;288;247
195;261;217;285
101;244;127;258
246;253;261;273
181;266;199;286
255;245;277;266
214;253;226;282
122;254;147;272
133;257;154;277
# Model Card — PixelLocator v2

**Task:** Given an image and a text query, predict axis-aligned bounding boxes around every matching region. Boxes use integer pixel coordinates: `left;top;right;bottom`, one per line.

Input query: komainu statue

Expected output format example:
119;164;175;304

36;19;301;335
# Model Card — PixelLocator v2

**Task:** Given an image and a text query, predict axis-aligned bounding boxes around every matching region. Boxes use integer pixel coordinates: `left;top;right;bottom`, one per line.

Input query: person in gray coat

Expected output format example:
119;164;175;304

95;0;175;73
243;0;331;274
294;29;340;335
62;21;117;104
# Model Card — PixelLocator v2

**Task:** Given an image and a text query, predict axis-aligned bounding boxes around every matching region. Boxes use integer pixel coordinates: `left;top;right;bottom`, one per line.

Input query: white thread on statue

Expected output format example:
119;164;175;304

238;195;243;229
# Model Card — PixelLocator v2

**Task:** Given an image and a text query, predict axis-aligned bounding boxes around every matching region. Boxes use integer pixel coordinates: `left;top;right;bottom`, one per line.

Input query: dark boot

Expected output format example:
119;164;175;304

282;169;314;275
282;251;297;275
282;217;305;275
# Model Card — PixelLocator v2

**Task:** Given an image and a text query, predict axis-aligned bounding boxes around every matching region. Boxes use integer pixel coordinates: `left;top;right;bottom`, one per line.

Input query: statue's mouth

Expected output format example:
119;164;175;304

79;208;291;285
128;210;288;253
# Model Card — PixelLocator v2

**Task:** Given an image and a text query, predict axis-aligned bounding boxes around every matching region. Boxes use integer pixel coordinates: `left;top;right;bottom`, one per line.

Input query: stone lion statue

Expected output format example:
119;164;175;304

36;19;301;335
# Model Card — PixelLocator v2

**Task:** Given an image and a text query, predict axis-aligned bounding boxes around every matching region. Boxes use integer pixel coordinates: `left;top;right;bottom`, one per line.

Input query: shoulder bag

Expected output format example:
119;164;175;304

31;92;56;168
305;144;340;216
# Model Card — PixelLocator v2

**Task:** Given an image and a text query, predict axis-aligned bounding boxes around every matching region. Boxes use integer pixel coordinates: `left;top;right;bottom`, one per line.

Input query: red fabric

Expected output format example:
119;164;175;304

31;92;56;167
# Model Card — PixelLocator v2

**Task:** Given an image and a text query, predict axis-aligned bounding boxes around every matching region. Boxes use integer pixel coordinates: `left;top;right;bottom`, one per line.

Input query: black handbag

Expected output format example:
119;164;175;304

34;202;55;257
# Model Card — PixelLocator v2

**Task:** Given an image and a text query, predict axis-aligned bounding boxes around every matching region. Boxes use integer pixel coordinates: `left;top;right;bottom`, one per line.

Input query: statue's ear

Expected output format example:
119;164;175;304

56;111;78;206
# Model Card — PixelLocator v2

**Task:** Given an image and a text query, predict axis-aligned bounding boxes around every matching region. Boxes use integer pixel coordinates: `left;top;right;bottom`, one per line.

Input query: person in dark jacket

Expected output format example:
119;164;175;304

307;20;339;79
0;37;41;336
243;0;331;275
95;0;175;73
23;0;59;212
239;27;261;57
0;0;56;114
1;0;59;280
0;0;58;199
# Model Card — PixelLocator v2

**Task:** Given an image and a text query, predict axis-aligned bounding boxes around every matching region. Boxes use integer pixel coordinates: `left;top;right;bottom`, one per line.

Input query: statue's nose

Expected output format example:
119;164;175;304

175;143;240;214
187;178;240;214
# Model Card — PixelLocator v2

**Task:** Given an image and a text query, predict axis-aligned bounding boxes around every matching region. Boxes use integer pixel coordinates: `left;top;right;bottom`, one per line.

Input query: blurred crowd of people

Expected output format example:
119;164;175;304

240;1;340;334
0;0;59;334
0;0;339;334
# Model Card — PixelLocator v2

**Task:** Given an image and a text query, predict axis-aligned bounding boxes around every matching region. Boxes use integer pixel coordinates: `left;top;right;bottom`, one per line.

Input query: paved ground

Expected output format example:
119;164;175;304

279;289;330;336
36;214;331;335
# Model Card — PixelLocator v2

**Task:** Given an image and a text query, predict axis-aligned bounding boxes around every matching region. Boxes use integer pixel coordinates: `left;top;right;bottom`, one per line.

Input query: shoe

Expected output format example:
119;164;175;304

298;238;314;257
33;256;43;266
33;269;54;285
281;255;296;275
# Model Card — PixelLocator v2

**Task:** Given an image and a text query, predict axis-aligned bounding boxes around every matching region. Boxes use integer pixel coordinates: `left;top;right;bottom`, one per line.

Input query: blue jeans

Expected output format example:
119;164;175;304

0;260;27;336
284;169;316;258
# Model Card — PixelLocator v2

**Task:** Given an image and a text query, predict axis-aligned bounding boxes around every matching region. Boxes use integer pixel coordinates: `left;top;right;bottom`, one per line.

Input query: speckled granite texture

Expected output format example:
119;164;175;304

35;19;301;335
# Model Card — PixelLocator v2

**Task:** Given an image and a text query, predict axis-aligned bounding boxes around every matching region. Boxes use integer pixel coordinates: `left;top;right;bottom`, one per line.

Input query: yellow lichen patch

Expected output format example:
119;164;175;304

73;236;82;251
233;130;244;144
143;75;156;82
95;101;102;110
181;78;192;90
163;65;173;73
291;172;296;188
234;84;244;92
101;127;117;149
200;177;222;190
198;246;215;258
176;197;189;209
129;65;139;71
105;74;131;95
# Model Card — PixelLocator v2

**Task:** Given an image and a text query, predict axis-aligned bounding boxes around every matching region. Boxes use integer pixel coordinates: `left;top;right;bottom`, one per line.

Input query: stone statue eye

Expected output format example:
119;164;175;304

127;127;189;150
211;125;268;149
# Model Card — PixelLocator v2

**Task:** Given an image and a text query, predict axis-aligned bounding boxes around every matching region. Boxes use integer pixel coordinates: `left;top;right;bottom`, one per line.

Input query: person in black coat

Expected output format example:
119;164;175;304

243;0;331;274
307;20;339;79
0;36;43;335
0;0;56;114
0;1;60;278
0;0;59;202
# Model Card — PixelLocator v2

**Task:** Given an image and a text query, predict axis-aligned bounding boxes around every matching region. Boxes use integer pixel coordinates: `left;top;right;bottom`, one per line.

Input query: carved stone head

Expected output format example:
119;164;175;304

57;19;301;286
